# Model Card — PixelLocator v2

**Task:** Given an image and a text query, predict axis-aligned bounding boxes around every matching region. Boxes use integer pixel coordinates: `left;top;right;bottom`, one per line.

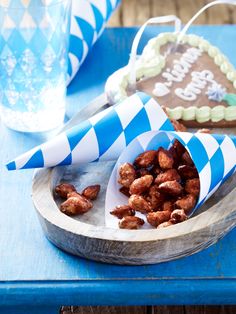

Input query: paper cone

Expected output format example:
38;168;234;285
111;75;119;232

68;0;120;82
6;92;174;170
105;130;236;228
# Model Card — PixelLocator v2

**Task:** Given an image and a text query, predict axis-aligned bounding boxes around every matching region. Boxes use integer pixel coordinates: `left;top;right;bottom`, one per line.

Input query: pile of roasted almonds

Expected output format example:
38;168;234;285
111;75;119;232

55;120;209;228
110;139;200;230
55;183;100;215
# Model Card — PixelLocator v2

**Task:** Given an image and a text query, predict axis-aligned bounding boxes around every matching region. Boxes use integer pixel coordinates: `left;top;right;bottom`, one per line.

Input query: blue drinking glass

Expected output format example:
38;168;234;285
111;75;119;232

0;0;71;132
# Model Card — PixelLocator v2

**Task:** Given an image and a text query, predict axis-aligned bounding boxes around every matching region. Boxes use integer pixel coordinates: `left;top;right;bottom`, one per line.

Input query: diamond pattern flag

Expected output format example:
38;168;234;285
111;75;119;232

105;130;236;228
6;92;174;170
68;0;121;83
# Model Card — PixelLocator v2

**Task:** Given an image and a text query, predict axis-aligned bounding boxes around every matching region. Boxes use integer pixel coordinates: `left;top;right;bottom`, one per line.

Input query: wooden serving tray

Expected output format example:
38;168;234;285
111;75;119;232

32;94;236;265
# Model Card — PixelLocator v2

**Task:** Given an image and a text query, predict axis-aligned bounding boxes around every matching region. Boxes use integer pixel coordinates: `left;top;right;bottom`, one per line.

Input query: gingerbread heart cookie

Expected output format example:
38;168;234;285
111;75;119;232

105;33;236;127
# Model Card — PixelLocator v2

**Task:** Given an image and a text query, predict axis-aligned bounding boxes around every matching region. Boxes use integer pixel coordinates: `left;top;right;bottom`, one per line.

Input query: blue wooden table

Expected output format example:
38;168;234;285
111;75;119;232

1;26;236;314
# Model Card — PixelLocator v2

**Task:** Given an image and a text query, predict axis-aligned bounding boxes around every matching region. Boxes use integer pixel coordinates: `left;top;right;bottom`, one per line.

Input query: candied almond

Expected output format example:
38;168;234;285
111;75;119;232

162;201;174;212
119;216;144;230
118;163;136;188
171;209;188;222
110;205;135;219
173;139;186;157
151;165;162;177
147;211;171;227
175;194;196;214
146;185;165;210
67;191;81;198
157;148;174;169
60;194;93;215
171;119;187;132
178;165;198;179
168;146;179;167
82;185;100;200
55;183;76;198
185;178;200;196
119;186;130;197
157;180;183;196
157;221;174;228
136;168;150;177
155;169;180;185
134;150;157;168
197;128;211;134
129;175;153;195
128;194;152;214
181;151;194;166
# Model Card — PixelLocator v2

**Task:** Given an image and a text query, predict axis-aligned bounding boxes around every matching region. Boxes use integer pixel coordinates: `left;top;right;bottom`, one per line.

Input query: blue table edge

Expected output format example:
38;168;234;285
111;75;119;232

1;278;236;305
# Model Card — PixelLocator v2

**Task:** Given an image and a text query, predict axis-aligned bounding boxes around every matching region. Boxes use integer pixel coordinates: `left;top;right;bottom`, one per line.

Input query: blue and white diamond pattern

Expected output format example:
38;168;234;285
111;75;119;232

68;0;121;82
0;0;71;112
6;92;175;170
6;87;236;215
174;132;236;207
0;0;120;112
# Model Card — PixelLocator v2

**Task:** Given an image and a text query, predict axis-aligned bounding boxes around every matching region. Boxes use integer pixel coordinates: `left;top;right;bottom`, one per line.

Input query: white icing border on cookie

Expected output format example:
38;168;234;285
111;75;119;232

105;32;236;123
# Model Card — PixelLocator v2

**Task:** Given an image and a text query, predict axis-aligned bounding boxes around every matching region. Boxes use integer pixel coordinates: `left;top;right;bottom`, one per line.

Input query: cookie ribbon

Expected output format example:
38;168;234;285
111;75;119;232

6;92;174;170
105;130;236;228
128;0;236;89
128;15;181;87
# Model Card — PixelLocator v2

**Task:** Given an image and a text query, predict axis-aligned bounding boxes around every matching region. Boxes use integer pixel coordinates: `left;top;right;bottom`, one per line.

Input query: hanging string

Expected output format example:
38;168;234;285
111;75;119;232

128;16;182;88
128;0;236;89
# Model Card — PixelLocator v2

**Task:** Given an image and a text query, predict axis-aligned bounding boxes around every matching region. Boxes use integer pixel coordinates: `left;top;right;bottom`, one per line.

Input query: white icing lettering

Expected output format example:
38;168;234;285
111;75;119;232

174;70;218;101
153;83;170;97
162;71;183;82
157;47;202;93
174;59;192;72
191;76;206;89
186;85;202;95
153;46;218;102
165;81;172;87
172;69;185;79
183;47;202;61
175;88;196;101
182;55;196;64
200;70;214;82
173;62;189;74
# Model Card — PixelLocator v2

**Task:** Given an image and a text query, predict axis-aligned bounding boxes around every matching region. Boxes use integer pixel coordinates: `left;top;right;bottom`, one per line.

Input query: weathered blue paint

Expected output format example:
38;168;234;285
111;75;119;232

1;280;236;306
